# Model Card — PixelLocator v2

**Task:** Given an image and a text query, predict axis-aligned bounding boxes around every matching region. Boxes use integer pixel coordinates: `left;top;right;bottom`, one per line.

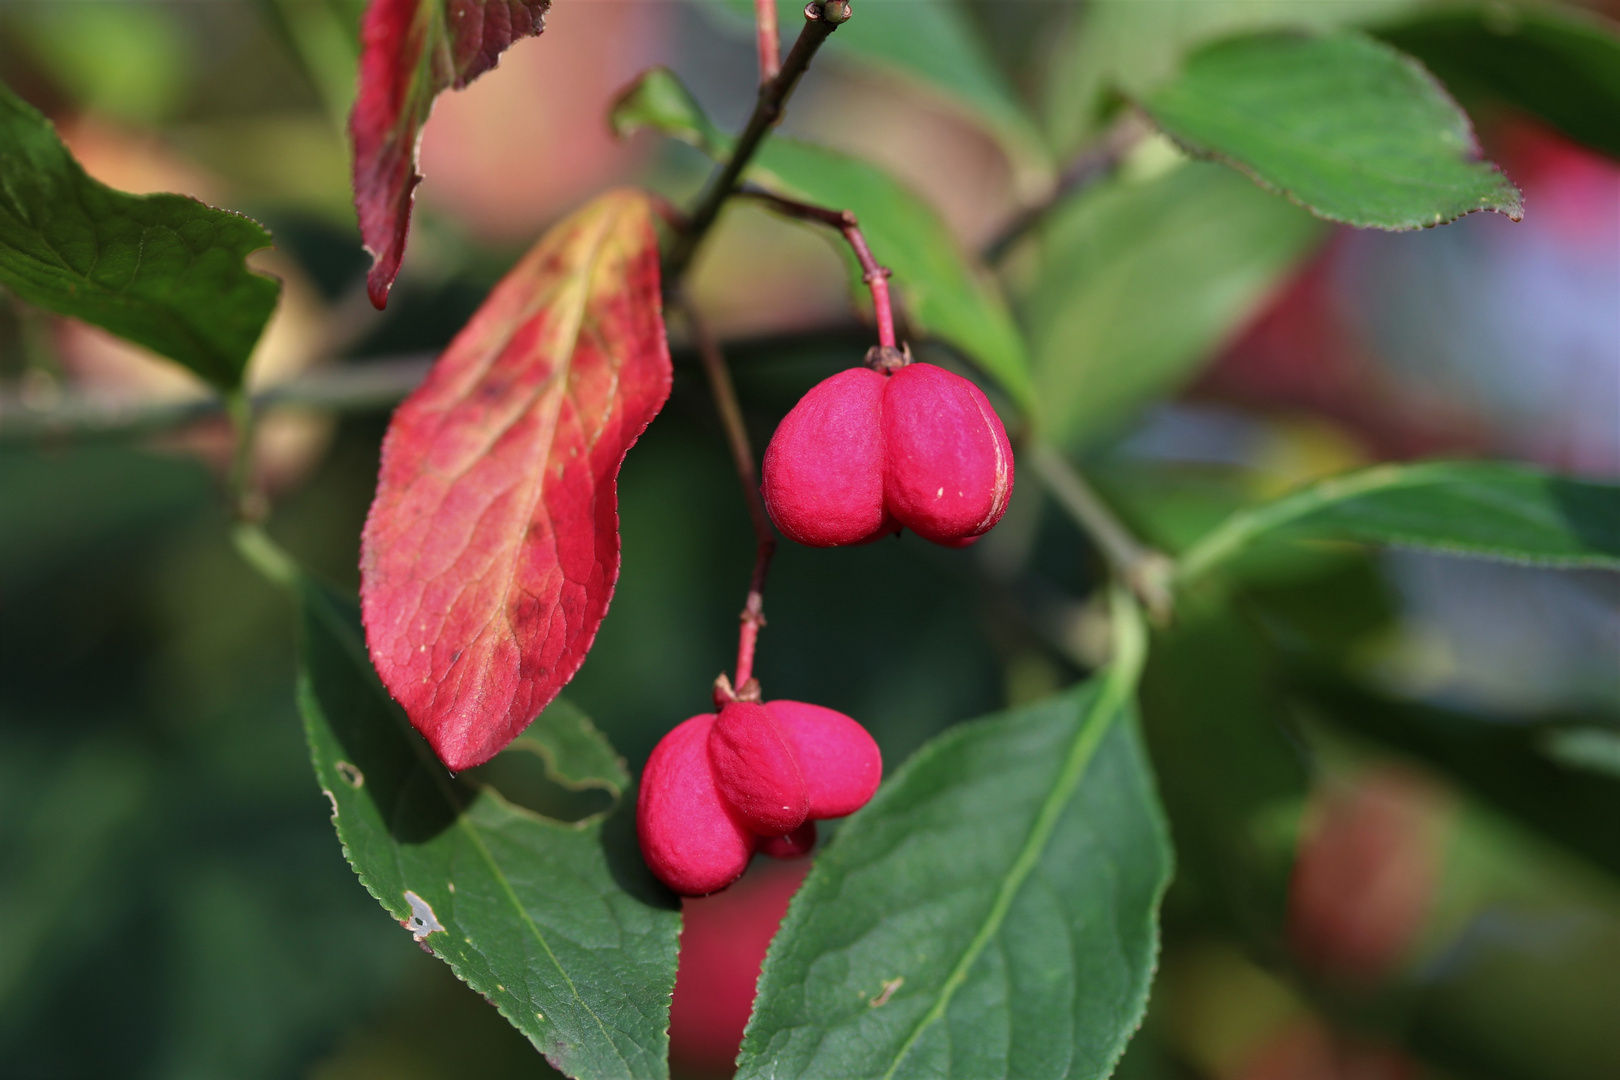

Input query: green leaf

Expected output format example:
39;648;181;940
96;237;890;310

1176;461;1620;584
613;68;1034;412
610;66;728;159
297;581;680;1080
0;80;279;390
737;595;1171;1080
1141;31;1524;229
1374;3;1620;160
1025;161;1325;448
1041;0;1420;152
705;0;1041;161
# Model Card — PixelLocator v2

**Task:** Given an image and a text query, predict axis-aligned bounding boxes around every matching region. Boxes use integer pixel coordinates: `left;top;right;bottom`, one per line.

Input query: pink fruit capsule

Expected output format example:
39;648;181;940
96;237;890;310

759;821;818;859
881;363;1013;544
760;367;892;547
637;714;757;896
709;701;810;836
766;700;882;820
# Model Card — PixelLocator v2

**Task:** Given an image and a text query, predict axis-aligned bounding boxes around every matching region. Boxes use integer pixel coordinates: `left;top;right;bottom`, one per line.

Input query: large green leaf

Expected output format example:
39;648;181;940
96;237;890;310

613;68;1034;413
1041;0;1419;152
1176;461;1620;584
0;80;279;390
1375;3;1620;161
736;596;1171;1079
297;581;680;1080
706;0;1041;161
1025;160;1324;448
1141;31;1524;229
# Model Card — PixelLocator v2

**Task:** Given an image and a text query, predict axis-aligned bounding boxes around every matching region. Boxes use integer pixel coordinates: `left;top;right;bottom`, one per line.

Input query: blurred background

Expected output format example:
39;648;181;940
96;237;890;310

0;1;1616;1078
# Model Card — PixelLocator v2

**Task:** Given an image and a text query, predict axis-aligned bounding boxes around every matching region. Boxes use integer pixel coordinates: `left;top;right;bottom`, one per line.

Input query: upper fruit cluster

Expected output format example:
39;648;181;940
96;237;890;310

762;361;1015;548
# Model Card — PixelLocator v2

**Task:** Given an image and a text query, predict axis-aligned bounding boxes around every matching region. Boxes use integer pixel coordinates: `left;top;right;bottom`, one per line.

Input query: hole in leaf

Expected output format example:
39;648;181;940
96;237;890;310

469;751;615;823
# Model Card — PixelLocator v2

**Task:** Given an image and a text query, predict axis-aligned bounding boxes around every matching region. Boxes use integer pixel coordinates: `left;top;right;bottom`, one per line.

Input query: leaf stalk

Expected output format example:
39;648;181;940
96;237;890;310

1031;442;1174;622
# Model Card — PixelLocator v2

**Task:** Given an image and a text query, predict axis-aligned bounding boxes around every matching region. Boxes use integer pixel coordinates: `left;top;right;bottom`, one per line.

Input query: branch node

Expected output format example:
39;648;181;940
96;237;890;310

865;343;911;374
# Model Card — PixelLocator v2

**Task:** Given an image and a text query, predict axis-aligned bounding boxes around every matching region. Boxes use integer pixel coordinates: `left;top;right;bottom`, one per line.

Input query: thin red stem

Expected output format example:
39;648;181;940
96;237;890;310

754;0;781;84
737;184;898;350
678;292;777;692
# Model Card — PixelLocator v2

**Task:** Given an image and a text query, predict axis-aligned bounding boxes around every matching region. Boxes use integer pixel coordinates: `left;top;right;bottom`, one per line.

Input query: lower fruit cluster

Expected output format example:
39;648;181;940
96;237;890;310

636;699;882;895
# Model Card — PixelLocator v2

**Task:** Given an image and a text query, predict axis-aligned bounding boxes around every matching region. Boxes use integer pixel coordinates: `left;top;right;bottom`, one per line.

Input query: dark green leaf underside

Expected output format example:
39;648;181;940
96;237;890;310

0;81;278;389
737;678;1172;1080
1375;3;1620;160
1143;31;1524;229
297;582;679;1080
1178;461;1620;583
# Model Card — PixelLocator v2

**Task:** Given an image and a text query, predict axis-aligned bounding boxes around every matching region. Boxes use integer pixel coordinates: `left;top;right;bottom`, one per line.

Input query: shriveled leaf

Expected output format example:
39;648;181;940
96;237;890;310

1177;461;1620;584
1041;0;1419;152
1141;31;1524;229
299;580;680;1079
737;602;1170;1080
705;0;1041;161
0;81;278;390
612;69;1033;413
1025;160;1324;448
1375;3;1620;160
351;0;549;307
360;189;671;772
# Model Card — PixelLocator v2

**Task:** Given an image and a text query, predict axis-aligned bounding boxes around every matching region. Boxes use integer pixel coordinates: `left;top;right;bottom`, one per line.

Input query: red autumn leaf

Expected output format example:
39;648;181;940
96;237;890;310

360;189;671;771
351;0;550;308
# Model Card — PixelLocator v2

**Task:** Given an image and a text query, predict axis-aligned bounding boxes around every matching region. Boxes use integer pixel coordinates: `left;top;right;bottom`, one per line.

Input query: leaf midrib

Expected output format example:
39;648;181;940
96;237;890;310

878;610;1144;1079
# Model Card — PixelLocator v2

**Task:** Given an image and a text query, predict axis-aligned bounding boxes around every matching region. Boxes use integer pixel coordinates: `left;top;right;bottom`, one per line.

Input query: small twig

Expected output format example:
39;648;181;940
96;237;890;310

679;293;778;692
1031;442;1174;623
232;522;301;591
662;1;850;281
225;388;267;523
982;112;1151;264
754;0;781;83
0;353;436;444
737;184;897;350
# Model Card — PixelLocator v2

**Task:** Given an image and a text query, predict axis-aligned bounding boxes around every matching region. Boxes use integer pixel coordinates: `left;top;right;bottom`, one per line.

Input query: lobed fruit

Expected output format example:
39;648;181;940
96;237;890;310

637;700;882;895
761;362;1013;548
636;715;757;896
708;701;810;835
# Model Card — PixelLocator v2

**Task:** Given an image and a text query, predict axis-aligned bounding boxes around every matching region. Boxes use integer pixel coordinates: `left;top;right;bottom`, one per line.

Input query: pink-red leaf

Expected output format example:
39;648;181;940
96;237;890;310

360;189;671;771
351;0;550;308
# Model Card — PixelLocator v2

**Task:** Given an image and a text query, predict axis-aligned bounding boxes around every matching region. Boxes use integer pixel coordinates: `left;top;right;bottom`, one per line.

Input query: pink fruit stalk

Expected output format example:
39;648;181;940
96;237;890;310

709;702;810;835
637;715;757;896
637;699;883;895
761;362;1013;548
